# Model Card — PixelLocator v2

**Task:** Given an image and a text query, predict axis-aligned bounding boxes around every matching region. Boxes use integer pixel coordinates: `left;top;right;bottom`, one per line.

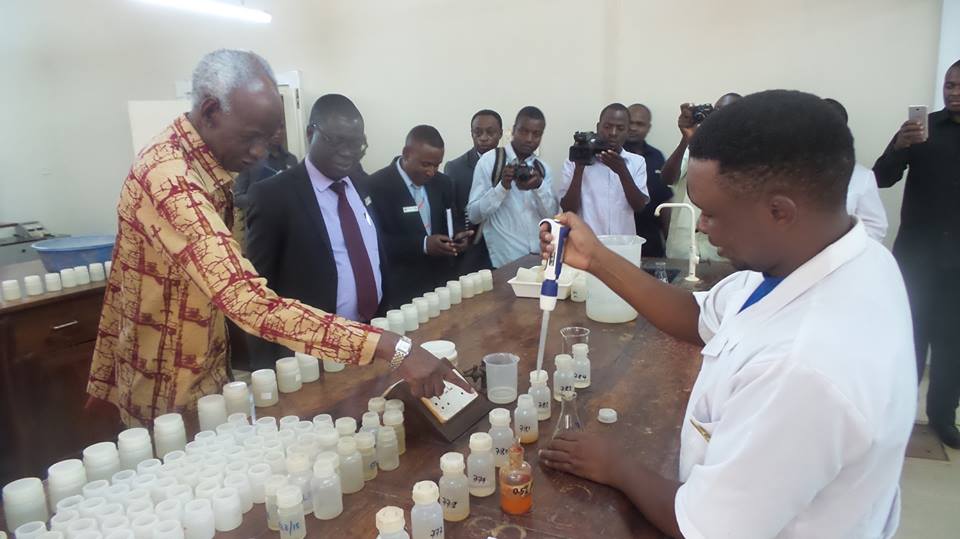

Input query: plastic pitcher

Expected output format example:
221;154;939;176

586;235;645;323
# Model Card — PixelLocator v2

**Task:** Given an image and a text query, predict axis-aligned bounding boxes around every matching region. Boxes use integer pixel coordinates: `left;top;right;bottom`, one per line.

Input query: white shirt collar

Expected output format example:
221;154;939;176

396;158;421;191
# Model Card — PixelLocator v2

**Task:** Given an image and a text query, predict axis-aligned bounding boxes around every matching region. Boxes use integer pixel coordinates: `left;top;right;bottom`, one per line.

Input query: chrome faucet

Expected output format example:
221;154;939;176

654;203;700;283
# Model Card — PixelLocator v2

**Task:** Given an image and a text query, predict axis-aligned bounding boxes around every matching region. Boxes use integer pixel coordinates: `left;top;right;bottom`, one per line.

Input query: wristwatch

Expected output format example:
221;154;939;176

390;336;413;370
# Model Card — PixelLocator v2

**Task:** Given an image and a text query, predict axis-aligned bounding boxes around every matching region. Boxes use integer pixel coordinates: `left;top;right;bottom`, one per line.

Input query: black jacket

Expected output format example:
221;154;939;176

367;158;459;309
244;161;387;368
444;149;493;272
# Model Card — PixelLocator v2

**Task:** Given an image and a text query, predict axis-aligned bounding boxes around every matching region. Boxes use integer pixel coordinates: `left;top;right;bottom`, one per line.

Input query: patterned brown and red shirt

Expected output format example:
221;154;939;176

87;114;381;427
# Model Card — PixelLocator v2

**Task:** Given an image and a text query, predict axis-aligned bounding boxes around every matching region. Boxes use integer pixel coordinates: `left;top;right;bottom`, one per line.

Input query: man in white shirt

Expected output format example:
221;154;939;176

540;90;916;539
467;106;558;267
558;103;649;235
661;93;741;261
824;98;888;242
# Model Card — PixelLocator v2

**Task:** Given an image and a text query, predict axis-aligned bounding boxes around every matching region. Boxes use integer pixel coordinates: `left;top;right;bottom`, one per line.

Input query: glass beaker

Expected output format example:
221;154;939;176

560;327;590;356
551;391;583;441
482;353;519;404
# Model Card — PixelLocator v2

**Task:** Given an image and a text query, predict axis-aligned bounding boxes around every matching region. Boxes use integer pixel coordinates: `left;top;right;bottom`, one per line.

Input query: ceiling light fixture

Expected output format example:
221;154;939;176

137;0;272;24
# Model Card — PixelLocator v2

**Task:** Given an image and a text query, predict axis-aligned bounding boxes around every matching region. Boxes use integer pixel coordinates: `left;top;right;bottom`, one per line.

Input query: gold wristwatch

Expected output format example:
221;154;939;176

390;336;413;370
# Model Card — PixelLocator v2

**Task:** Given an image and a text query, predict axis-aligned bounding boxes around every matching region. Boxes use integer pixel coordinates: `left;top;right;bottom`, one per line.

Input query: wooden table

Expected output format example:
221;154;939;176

0;260;118;485
222;256;734;539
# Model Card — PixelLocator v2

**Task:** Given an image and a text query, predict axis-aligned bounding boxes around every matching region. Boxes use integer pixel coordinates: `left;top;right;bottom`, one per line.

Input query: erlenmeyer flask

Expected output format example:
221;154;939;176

551;391;583;441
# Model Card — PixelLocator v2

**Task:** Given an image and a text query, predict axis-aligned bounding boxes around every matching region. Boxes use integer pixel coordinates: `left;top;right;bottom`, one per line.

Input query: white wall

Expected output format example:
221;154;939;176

0;0;944;243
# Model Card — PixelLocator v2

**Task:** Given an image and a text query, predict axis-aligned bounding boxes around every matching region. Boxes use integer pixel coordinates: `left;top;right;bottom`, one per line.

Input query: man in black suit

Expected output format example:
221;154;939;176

368;125;473;309
245;94;386;368
444;109;502;273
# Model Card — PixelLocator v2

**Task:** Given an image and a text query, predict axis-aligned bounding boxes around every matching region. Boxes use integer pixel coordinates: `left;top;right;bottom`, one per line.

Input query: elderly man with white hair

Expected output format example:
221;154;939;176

87;49;469;427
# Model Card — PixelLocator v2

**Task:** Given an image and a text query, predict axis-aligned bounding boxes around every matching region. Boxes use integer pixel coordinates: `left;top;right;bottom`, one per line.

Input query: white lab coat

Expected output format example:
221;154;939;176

846;163;888;243
675;220;916;539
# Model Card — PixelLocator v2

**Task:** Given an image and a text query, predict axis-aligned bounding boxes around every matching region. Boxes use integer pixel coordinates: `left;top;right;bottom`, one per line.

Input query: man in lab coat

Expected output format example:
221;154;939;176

540;90;916;539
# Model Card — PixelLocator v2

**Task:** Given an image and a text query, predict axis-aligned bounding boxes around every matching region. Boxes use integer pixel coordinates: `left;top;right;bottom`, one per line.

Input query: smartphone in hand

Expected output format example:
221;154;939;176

908;105;928;142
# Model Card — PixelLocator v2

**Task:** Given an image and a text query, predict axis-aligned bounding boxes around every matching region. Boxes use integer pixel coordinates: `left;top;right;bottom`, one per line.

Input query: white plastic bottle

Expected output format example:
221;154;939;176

487;408;514;468
528;370;552;421
276;485;307;539
376;427;400;472
359;412;381;437
437;453;469;522
466;433;496;497
571;343;591;389
336;438;364;495
355;432;378;482
310;461;342;521
285;453;312;514
382;410;406;455
410;481;444;539
514;394;539;444
375;506;410;539
334;417;357;441
553;354;576;401
264;475;288;531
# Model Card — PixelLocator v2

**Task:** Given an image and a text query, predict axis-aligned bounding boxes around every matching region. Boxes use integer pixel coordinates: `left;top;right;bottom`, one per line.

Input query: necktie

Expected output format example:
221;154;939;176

329;181;379;321
412;186;431;234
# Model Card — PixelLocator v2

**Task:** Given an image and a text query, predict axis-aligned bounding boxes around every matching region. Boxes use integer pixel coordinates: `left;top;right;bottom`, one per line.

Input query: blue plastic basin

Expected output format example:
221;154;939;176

31;235;116;273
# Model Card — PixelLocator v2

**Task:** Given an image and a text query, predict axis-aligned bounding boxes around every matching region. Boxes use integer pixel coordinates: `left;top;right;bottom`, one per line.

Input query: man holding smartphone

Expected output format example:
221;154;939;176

874;58;960;448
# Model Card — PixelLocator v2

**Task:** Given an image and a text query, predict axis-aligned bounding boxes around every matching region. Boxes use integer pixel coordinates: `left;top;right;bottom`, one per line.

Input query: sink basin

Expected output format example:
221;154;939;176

642;266;681;283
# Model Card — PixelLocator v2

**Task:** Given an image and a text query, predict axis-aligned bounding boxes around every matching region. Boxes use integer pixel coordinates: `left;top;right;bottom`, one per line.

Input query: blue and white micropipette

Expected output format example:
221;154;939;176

535;218;570;373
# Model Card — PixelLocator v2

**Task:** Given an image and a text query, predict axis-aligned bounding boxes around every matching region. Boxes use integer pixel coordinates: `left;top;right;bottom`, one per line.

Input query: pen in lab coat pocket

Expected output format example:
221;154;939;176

690;419;711;442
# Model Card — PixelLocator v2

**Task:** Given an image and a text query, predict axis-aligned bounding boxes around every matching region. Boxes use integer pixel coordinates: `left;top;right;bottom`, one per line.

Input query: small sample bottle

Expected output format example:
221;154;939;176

335;417;357;441
310;461;343;521
499;441;533;515
359;412;382;437
514;394;539;444
466;433;496;497
571;343;591;389
276;485;307;539
275;357;302;394
368;397;387;418
528;370;552;421
285;453;312;514
375;506;410;539
376;427;400;472
382;410;406;455
337;438;364;495
410;481;444;539
552;354;576;401
355;432;378;482
487;408;514;468
264;475;288;531
437;453;469;522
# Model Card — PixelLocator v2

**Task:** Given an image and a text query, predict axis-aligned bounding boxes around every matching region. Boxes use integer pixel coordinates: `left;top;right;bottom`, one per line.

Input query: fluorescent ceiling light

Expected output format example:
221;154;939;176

137;0;272;24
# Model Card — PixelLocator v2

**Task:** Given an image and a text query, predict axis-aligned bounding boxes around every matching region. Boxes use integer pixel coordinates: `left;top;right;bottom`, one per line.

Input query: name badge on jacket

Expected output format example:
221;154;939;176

402;205;419;214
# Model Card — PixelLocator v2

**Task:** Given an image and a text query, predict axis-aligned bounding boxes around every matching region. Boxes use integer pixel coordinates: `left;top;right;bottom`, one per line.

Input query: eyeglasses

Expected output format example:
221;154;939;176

311;125;368;154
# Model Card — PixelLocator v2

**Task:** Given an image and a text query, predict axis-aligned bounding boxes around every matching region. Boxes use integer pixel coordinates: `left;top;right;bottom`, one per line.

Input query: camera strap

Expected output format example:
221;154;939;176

490;147;507;186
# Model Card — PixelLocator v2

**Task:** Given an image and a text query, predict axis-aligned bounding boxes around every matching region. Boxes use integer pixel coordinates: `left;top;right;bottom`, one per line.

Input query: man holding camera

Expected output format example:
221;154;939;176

661;93;742;261
467;106;558;268
559;103;649;236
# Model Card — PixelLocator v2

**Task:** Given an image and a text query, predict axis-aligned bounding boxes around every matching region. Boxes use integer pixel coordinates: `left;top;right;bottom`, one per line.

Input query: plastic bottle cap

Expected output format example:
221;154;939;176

275;485;302;508
368;397;386;413
469;432;493;452
411;480;439;505
335;417;357;436
275;357;299;373
529;370;548;385
598;408;618;424
572;343;589;357
375;506;406;534
285;453;309;474
555;354;573;371
361;412;380;427
382;410;403;426
316;452;340;470
489;408;511;427
313;461;335;478
376;427;396;443
337;437;357;455
385;399;404;412
517;394;535;409
263;475;288;496
440;452;465;474
355;432;375;450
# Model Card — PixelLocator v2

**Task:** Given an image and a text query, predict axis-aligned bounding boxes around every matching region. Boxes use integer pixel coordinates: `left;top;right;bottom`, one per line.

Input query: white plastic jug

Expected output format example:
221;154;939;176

586;235;645;323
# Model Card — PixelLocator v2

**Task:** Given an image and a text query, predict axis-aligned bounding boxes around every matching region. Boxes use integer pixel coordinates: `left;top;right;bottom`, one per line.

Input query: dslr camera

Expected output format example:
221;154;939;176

568;131;613;165
690;104;715;124
513;163;534;183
